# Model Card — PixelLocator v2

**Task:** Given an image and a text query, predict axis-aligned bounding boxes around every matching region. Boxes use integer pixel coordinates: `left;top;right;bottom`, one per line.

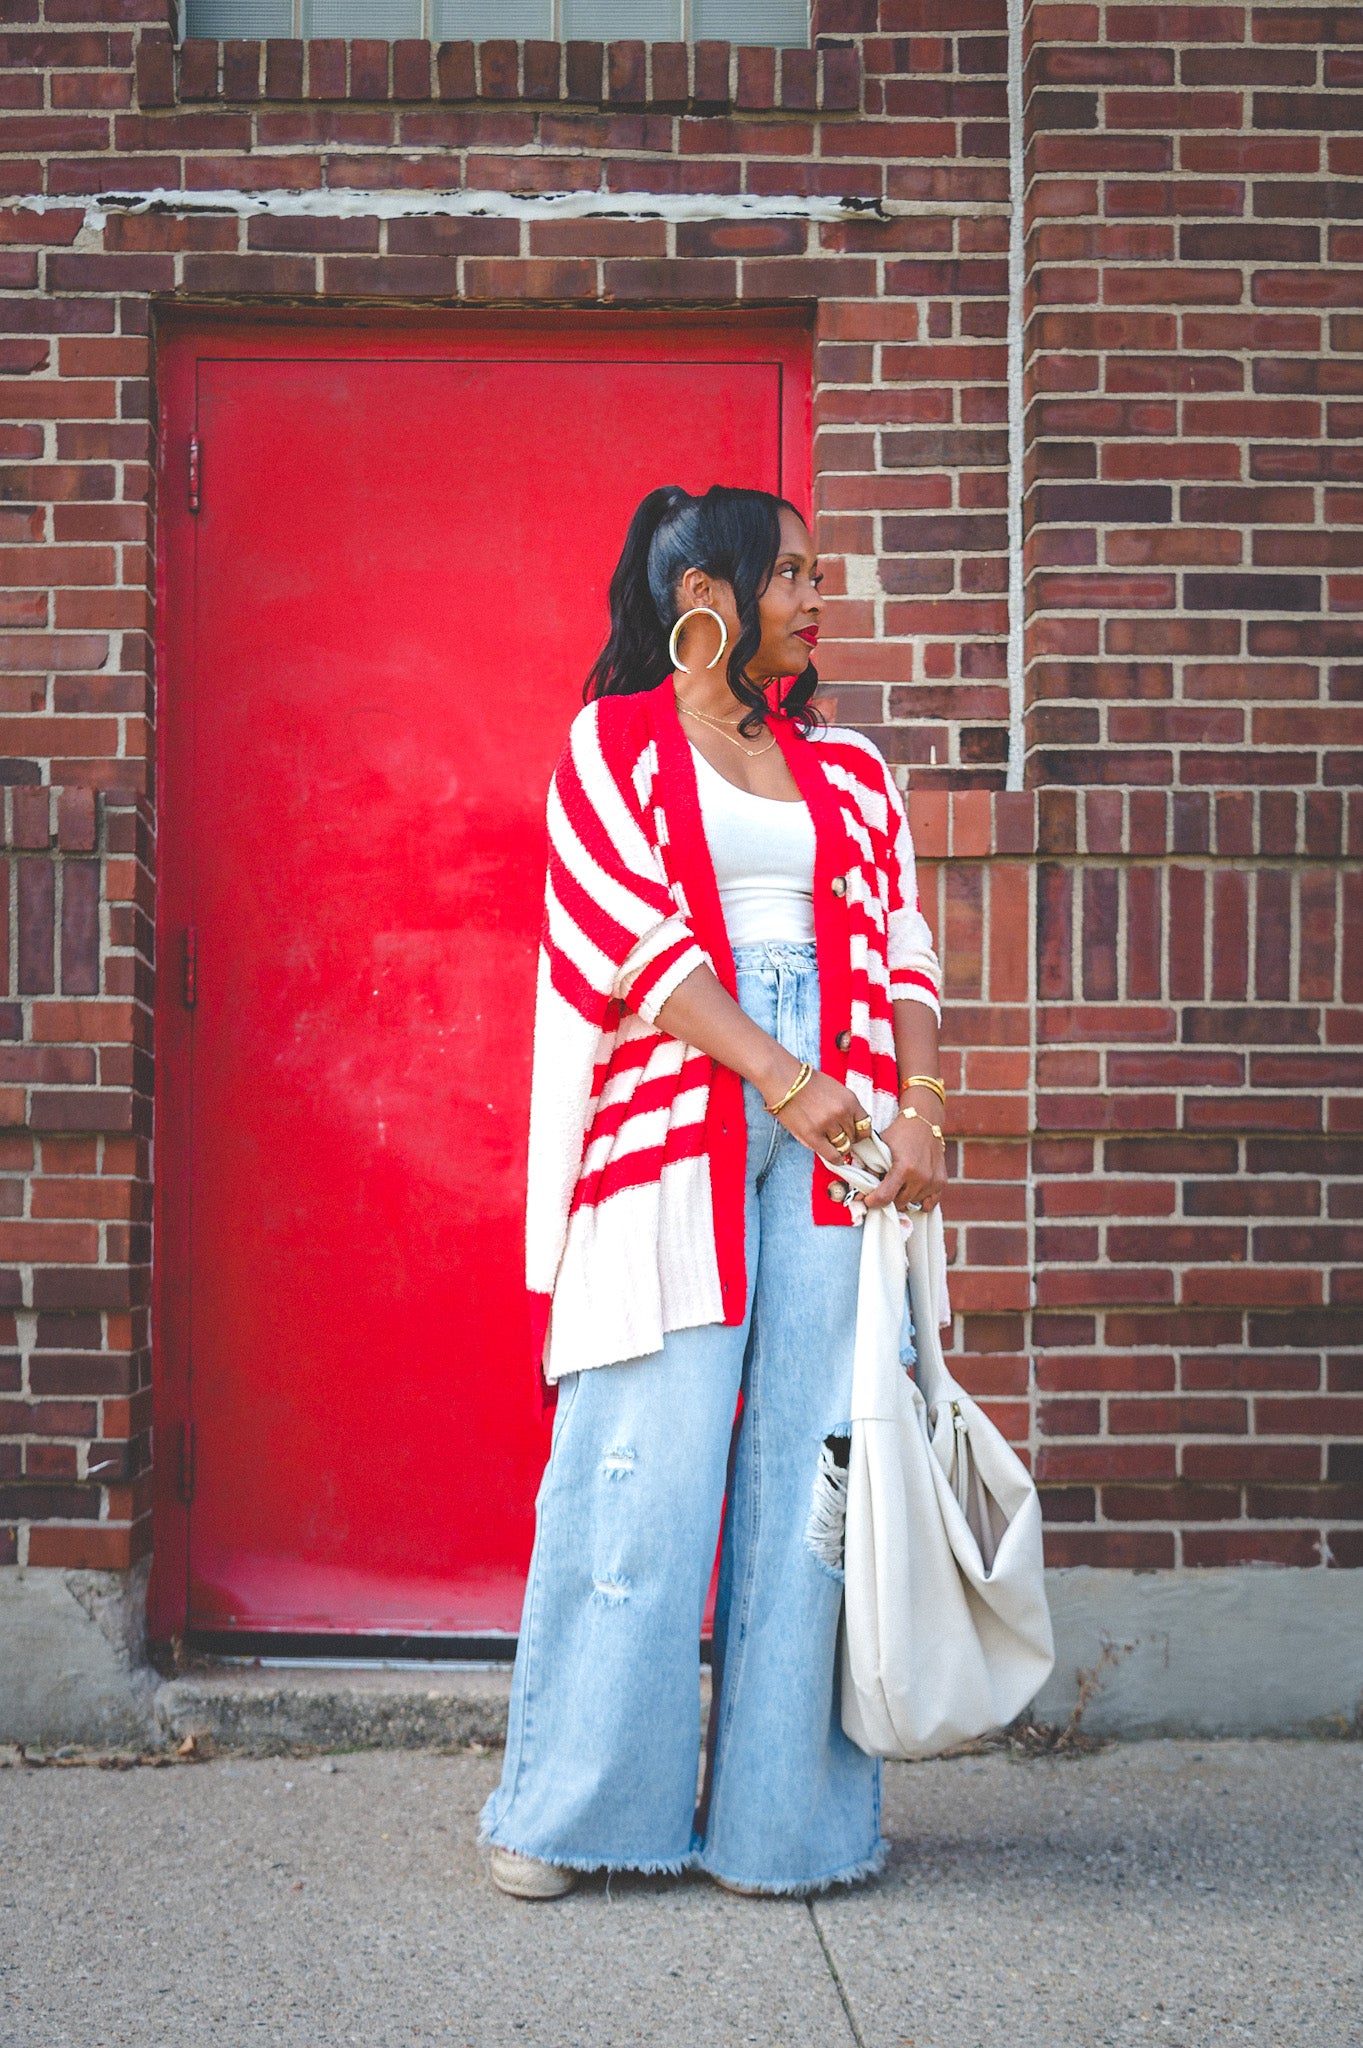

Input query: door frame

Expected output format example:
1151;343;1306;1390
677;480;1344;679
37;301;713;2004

149;308;813;1641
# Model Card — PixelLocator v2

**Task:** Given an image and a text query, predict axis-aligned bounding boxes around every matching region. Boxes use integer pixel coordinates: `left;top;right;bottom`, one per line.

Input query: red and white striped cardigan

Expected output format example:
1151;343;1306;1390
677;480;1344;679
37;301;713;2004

527;682;942;1383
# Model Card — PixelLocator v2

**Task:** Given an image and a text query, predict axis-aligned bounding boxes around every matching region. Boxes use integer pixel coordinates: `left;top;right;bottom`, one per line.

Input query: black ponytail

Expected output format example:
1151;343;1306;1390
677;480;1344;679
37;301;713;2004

583;486;687;707
584;484;821;735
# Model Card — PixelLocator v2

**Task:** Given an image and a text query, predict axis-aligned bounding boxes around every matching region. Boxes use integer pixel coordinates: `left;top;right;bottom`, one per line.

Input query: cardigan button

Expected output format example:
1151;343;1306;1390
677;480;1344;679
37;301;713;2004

830;874;847;897
827;1178;850;1204
835;1029;851;1052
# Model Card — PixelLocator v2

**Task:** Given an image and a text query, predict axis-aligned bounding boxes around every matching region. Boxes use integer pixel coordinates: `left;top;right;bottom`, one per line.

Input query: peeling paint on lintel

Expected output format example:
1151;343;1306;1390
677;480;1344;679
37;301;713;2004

14;186;904;230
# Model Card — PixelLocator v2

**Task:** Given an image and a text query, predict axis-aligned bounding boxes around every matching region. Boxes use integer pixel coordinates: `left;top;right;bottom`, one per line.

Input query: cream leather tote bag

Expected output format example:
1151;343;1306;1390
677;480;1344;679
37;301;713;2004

837;1138;1055;1761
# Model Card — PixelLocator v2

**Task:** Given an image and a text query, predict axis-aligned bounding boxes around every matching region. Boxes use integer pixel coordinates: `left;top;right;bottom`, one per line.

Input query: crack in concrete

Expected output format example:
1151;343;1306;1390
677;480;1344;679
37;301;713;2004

808;1898;868;2048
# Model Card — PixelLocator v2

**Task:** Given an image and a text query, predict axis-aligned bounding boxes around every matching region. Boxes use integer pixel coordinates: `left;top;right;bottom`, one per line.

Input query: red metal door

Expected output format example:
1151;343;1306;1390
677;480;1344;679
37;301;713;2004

153;317;811;1638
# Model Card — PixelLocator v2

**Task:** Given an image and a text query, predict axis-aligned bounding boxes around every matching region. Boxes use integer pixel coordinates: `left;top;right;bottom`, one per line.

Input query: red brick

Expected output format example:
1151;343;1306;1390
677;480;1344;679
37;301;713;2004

1103;1483;1241;1520
1038;1442;1176;1480
779;46;817;113
820;43;862;111
565;39;604;103
262;37;302;99
1038;1352;1176;1391
28;1524;139;1569
522;40;560;102
56;788;96;851
391;39;430;101
1043;1530;1177;1566
248;215;378;254
181;254;316;295
458;37;511;100
434;41;474;101
1183;1531;1322;1566
1108;6;1245;37
1037;1262;1174;1303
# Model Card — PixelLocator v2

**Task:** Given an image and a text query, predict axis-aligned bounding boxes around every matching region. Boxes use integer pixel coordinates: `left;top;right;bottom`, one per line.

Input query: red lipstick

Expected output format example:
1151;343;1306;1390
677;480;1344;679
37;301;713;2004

796;626;819;646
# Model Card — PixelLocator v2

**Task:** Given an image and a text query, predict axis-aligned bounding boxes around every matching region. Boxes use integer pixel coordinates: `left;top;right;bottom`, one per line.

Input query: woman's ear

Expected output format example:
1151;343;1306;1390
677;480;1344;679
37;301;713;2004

677;564;712;610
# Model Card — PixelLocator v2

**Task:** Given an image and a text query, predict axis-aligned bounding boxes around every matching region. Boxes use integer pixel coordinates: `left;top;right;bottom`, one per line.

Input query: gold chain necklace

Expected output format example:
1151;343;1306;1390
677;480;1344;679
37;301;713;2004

678;700;777;759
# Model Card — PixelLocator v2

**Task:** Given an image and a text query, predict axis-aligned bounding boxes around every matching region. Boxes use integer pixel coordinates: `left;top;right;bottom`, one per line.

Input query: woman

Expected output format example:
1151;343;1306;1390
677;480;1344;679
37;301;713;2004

481;484;946;1899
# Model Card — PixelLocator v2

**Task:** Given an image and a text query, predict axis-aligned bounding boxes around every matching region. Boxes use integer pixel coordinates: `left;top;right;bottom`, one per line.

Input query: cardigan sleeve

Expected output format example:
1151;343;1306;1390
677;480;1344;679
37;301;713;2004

543;701;709;1030
878;760;943;1020
527;703;709;1339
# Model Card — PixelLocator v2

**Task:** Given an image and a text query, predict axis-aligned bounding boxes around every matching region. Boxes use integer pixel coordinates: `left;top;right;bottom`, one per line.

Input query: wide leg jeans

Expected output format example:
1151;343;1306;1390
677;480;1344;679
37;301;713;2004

480;941;883;1893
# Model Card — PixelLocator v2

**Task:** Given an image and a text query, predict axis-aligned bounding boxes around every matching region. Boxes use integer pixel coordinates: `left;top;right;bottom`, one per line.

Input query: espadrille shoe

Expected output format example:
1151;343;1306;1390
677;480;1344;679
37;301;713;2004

487;1847;578;1900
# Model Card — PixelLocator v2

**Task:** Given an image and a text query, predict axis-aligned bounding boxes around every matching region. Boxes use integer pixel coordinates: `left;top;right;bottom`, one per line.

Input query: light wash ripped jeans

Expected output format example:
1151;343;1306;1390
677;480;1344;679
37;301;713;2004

480;942;884;1894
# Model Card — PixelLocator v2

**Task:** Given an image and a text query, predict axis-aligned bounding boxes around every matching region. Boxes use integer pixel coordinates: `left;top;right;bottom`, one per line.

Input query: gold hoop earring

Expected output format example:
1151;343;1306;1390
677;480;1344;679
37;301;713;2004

668;605;728;674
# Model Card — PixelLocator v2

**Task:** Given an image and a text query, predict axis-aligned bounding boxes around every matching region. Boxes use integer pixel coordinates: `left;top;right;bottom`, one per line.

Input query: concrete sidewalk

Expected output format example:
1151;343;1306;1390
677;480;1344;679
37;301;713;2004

2;1740;1359;2048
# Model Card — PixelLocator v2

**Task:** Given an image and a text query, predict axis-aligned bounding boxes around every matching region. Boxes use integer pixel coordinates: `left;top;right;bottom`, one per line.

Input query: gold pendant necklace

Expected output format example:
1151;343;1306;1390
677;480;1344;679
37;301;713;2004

678;699;777;759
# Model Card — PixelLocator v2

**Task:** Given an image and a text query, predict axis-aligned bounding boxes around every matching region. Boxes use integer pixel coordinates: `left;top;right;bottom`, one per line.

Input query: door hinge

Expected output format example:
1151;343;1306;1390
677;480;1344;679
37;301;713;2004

188;433;201;514
178;1419;196;1507
182;925;197;1009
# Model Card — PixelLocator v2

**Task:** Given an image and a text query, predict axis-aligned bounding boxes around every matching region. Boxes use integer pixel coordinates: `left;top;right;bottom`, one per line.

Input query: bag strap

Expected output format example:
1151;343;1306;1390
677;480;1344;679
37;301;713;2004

839;1135;960;1412
906;1214;960;1411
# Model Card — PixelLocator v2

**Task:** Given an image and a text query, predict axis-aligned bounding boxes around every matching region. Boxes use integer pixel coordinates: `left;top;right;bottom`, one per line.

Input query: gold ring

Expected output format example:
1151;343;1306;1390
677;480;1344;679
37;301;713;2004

853;1117;872;1137
828;1127;849;1151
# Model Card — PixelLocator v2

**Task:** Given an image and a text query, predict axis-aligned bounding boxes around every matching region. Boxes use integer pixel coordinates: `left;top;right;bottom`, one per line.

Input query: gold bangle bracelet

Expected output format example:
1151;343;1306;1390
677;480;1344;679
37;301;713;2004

766;1060;813;1118
901;1103;945;1146
899;1074;947;1106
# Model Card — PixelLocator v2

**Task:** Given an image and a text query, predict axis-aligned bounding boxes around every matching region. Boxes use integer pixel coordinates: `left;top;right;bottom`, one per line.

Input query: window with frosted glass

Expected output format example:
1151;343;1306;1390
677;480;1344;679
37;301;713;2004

434;0;551;33
183;0;809;45
692;0;807;40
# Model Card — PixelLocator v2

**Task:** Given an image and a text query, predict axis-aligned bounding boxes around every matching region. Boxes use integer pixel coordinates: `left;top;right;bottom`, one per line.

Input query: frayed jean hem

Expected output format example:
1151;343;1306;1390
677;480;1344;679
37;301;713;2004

482;1838;700;1880
696;1834;890;1899
479;1806;700;1879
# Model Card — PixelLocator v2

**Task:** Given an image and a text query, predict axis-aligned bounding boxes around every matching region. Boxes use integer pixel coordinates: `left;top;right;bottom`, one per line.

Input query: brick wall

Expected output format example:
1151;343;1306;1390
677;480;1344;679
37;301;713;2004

0;0;1357;1602
912;788;1035;1451
0;786;153;1568
1023;0;1363;1565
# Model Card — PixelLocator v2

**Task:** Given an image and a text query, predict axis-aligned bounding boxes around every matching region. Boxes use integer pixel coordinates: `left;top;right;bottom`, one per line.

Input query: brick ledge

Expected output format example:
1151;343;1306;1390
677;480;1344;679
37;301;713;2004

136;34;861;114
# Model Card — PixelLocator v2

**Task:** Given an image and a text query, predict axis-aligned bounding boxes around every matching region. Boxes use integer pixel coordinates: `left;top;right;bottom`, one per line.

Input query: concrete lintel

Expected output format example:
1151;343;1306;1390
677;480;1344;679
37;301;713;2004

11;186;896;228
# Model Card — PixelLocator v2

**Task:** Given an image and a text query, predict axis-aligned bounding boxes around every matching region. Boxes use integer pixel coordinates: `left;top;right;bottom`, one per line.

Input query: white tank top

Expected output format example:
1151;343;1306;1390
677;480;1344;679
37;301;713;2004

691;743;817;946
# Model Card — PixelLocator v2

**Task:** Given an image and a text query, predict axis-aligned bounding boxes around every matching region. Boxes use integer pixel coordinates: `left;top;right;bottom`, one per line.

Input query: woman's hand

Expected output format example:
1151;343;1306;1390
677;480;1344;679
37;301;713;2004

861;1105;949;1213
771;1068;868;1169
652;967;935;1185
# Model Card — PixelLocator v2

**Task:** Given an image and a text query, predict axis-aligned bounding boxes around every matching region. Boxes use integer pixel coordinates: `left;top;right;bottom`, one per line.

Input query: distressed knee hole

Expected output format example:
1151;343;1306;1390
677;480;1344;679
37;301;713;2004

805;1432;850;1574
591;1574;630;1605
600;1446;636;1479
